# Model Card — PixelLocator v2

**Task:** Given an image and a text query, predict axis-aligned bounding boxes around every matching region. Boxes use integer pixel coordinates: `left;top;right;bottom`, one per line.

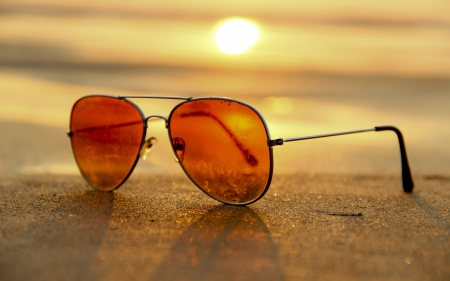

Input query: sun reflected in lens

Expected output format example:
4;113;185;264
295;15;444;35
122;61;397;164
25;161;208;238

215;18;260;54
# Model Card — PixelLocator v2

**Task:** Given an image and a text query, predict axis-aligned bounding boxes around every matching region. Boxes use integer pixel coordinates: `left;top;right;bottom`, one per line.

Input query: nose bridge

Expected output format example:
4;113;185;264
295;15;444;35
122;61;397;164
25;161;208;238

145;115;169;128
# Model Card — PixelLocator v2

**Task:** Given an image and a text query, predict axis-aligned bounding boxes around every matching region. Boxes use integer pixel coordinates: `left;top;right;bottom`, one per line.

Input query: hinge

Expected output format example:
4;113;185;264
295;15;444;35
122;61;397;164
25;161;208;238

268;138;284;146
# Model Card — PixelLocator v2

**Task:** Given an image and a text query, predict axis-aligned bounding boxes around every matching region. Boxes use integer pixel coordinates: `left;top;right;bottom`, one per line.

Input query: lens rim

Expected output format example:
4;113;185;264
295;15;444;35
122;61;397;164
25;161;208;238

167;97;274;206
69;94;147;191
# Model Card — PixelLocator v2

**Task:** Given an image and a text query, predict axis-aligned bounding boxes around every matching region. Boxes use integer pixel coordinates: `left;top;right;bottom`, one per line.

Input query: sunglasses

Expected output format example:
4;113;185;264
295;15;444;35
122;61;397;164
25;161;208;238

68;95;414;205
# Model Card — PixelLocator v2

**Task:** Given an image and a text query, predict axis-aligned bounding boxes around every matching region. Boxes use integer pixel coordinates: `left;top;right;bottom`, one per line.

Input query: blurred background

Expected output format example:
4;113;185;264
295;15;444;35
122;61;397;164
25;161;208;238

1;0;449;178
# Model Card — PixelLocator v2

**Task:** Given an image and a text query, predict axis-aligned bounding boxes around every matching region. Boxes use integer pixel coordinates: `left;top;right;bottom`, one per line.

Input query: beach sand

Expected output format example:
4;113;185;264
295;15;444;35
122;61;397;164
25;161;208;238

1;172;449;280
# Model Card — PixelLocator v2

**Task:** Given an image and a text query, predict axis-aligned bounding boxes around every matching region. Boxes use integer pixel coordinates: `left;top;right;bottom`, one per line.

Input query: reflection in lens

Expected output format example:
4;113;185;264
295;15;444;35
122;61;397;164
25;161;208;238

169;99;271;204
70;96;145;191
172;137;186;162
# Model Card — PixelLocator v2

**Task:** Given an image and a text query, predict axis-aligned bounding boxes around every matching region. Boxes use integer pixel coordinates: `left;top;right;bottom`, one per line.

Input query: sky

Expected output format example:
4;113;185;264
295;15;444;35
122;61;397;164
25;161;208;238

1;0;449;77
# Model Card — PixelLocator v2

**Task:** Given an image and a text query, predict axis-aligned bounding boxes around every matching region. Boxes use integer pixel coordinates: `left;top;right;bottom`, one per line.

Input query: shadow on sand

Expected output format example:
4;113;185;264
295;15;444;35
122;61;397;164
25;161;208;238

0;190;114;281
150;205;285;281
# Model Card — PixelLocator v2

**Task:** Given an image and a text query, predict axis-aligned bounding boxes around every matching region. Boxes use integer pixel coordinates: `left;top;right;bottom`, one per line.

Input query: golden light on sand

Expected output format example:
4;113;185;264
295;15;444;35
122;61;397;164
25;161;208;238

215;18;260;54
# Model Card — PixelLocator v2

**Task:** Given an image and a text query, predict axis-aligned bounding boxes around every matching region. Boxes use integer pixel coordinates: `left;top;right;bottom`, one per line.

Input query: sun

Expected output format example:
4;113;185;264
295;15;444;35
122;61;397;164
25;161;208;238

215;18;260;55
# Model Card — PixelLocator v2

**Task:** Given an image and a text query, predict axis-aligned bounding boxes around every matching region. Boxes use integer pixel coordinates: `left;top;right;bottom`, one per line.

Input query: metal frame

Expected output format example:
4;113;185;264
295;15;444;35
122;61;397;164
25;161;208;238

118;95;192;101
68;94;414;205
267;126;413;192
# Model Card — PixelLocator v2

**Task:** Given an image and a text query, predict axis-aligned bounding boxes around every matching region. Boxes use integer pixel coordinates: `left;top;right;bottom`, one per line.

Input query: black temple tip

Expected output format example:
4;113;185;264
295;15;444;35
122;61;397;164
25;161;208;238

375;126;414;192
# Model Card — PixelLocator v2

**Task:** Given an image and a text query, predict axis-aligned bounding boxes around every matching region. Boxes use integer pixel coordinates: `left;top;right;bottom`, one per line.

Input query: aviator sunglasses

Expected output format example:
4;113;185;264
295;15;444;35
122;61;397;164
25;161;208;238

68;95;414;205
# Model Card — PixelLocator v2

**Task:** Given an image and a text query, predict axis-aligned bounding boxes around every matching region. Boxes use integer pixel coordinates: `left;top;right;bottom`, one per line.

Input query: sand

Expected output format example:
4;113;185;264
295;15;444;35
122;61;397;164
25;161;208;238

1;172;449;281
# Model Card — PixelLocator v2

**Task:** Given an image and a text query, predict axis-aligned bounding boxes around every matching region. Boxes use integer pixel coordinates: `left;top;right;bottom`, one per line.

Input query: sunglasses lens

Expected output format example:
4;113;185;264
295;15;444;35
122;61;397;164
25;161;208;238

169;99;271;204
70;96;144;191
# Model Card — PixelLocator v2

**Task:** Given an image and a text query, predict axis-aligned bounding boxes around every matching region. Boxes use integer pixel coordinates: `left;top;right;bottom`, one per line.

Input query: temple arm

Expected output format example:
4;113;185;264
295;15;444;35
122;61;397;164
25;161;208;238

268;126;414;192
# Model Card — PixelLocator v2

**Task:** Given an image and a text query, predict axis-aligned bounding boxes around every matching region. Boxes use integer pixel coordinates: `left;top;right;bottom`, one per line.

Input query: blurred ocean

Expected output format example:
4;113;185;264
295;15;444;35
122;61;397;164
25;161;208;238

1;0;449;75
1;0;449;176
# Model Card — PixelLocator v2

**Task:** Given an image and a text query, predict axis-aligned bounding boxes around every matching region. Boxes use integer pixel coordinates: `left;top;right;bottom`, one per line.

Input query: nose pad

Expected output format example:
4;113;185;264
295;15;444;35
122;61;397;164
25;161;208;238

172;137;185;163
140;137;158;160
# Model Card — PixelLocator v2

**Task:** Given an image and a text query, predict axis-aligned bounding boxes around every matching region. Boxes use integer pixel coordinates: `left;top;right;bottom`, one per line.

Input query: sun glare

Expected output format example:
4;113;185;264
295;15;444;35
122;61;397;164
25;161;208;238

215;18;260;55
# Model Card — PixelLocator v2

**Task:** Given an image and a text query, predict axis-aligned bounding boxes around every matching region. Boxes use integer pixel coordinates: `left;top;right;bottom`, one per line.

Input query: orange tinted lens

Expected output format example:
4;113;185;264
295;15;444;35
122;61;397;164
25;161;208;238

70;96;144;191
169;99;271;204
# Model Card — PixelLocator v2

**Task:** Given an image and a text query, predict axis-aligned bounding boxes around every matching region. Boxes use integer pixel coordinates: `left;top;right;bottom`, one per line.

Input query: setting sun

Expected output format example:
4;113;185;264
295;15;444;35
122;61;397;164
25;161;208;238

215;18;260;55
